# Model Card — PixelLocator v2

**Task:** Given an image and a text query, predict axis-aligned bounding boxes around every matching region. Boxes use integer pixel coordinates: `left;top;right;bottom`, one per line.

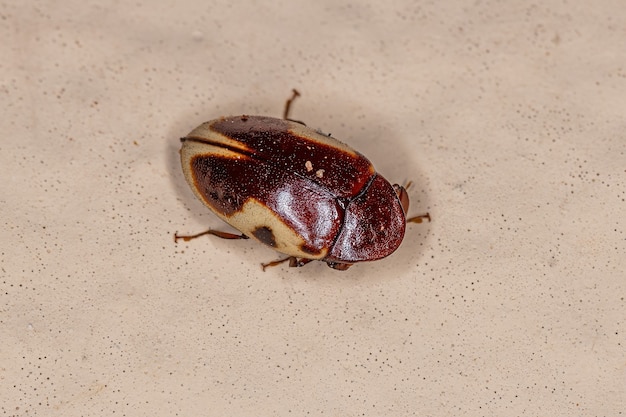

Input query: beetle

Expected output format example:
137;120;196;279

176;90;430;270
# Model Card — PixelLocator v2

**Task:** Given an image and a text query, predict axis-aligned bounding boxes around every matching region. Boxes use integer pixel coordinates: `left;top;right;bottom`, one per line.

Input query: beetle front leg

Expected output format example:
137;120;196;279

174;230;249;243
406;212;431;224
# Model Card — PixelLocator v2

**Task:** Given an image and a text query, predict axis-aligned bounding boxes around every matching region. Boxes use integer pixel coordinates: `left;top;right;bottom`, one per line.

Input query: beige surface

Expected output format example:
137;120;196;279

2;0;625;415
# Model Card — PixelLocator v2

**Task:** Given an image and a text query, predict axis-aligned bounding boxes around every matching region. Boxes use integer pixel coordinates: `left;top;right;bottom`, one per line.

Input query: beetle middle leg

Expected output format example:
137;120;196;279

261;256;314;271
174;230;249;243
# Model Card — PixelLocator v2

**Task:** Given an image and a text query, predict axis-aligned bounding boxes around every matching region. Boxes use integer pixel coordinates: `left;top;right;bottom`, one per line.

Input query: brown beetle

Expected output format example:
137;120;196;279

176;90;429;270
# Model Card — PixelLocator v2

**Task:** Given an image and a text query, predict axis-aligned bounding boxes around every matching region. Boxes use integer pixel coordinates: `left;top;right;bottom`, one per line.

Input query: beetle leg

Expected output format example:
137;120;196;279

261;256;314;271
282;89;306;125
293;258;314;268
406;212;431;224
261;258;286;271
174;230;249;243
282;89;300;119
326;262;353;271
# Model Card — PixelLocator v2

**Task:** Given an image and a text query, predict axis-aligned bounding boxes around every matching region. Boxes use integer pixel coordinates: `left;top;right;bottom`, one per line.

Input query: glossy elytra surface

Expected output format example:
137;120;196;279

180;114;409;269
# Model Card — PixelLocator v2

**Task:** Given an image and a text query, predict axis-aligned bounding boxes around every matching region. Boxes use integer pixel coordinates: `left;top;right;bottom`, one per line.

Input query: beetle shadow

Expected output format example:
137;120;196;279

166;91;433;283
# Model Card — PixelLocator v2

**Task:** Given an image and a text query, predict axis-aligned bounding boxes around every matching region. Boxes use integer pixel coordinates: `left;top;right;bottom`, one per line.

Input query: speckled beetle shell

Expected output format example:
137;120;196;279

180;115;411;270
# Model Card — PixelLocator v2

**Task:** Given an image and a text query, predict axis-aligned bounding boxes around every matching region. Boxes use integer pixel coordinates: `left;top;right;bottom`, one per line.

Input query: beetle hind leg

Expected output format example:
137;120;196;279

174;229;249;243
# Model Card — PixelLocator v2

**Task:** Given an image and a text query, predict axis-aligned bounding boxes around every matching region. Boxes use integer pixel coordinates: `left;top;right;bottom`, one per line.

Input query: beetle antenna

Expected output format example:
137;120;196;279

283;89;301;120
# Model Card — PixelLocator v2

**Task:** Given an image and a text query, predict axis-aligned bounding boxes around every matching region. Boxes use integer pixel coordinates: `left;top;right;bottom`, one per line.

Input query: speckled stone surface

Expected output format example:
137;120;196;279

1;1;625;415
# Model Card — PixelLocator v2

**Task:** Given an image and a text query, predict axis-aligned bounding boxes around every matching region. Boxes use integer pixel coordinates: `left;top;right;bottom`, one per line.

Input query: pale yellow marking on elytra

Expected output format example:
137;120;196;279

186;119;251;153
220;198;328;260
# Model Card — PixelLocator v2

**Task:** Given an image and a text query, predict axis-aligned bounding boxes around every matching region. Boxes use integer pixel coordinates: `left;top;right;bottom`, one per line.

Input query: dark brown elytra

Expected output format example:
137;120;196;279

175;90;431;271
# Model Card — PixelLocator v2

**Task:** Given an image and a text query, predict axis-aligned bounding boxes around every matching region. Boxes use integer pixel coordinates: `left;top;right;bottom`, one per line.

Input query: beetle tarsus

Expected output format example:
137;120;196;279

406;212;431;224
174;230;249;243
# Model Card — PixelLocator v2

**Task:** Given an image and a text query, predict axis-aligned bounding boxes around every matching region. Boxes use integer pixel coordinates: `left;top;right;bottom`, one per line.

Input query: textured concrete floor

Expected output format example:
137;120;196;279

2;1;625;415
